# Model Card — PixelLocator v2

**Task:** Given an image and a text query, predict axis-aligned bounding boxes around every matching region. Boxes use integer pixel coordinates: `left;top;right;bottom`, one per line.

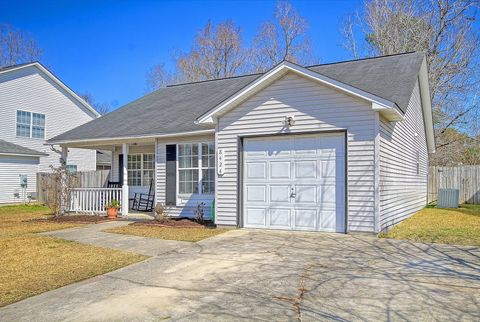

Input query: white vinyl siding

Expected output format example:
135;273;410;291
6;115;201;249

0;66;97;175
0;155;39;203
379;80;428;230
216;73;376;232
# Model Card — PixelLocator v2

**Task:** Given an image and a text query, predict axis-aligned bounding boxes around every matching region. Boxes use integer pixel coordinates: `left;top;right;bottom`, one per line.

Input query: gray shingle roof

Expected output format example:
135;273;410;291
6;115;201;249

0;139;48;156
309;52;424;113
49;52;424;143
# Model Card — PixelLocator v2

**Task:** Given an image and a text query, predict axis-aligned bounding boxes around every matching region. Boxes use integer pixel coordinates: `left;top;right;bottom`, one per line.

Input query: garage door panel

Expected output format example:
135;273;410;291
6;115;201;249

243;133;345;233
320;210;336;231
269;139;291;157
294;208;317;230
294;160;317;178
246;162;266;179
270;208;291;227
270;185;291;203
246;208;267;226
321;160;336;178
246;185;266;202
270;161;290;179
293;136;318;155
295;185;316;204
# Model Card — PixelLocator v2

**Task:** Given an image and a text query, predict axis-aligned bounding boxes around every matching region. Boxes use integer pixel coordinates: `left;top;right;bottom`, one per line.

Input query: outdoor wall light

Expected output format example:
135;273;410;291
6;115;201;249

284;116;295;128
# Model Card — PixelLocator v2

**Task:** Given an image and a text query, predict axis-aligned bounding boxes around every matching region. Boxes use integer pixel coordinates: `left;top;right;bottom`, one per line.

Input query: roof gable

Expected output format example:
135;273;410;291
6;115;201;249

0;62;100;118
196;61;401;125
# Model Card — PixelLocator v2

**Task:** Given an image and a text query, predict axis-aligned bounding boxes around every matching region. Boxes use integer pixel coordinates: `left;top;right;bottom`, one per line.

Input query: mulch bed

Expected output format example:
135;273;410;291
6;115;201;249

27;215;120;224
131;218;213;228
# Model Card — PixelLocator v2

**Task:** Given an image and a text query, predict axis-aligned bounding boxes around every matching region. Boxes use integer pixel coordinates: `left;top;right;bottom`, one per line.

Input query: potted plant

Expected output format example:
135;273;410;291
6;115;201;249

106;199;121;219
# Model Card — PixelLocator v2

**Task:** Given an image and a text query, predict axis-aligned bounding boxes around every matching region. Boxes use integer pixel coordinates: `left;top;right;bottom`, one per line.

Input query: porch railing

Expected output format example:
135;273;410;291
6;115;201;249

68;188;123;214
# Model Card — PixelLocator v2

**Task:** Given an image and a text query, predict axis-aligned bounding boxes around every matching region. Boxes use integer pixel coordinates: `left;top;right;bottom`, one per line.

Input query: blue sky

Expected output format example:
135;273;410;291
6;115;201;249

1;0;361;109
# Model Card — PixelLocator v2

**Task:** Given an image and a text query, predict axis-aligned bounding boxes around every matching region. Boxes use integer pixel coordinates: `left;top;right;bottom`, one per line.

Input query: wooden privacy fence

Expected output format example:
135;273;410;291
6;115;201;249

428;166;480;204
37;170;111;204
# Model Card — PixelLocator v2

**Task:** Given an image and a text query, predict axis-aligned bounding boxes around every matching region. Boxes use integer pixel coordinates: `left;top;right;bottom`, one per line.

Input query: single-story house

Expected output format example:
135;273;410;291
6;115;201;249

48;52;434;233
0;62;100;203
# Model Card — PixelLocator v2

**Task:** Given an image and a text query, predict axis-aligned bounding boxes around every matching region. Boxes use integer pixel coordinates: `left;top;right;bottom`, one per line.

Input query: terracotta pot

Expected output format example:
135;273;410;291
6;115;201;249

106;207;118;219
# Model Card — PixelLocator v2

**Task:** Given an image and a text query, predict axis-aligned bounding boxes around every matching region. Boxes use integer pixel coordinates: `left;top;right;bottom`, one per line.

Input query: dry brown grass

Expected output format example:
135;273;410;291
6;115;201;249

106;224;231;242
0;204;147;307
379;204;480;246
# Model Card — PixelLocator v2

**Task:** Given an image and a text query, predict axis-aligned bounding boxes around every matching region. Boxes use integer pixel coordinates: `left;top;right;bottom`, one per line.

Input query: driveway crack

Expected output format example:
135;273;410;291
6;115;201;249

274;263;313;322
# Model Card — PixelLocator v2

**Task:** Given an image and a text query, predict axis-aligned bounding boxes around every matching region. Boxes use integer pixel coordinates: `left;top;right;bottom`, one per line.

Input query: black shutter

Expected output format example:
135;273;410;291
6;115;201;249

166;145;176;205
118;154;123;184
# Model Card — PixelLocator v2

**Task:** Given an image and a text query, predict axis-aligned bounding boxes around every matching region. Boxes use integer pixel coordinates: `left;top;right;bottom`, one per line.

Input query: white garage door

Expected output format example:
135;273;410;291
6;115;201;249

243;133;345;232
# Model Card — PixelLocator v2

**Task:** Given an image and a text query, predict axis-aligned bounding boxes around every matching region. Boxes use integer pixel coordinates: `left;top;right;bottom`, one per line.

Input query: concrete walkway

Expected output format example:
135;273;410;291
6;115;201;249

2;228;479;321
40;221;191;256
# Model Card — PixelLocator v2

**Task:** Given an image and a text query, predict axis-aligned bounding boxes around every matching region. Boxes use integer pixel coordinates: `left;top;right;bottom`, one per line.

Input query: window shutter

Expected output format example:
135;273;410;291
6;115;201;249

166;145;176;205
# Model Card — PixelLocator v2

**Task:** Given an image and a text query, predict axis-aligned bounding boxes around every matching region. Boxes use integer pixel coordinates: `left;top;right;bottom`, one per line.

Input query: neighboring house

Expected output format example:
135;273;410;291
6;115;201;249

48;52;435;233
96;150;112;170
0;62;100;203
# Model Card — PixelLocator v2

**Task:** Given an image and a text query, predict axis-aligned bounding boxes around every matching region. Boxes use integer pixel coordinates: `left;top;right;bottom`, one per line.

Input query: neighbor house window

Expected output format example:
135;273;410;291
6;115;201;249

66;165;77;173
178;142;215;195
128;154;154;186
16;110;45;139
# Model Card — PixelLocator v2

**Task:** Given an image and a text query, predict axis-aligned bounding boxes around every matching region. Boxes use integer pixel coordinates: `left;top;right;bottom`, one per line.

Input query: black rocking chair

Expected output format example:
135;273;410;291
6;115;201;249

132;179;155;212
107;181;122;188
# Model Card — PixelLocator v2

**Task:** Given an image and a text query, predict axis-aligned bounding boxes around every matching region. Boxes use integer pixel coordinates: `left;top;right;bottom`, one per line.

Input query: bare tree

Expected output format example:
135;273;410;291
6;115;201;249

146;63;175;91
177;20;247;82
342;0;480;163
0;24;42;68
79;92;111;115
252;1;313;71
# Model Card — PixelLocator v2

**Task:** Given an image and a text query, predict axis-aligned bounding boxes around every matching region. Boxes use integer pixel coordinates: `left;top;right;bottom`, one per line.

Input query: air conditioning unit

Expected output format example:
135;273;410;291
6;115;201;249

437;189;459;208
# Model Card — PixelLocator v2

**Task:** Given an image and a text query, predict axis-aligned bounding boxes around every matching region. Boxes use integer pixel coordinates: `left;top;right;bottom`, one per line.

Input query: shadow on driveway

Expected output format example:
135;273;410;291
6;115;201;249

1;229;479;321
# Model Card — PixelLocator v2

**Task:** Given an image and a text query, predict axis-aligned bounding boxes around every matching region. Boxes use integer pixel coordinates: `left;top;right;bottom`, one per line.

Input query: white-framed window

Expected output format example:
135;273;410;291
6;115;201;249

177;142;215;195
16;110;45;139
128;154;154;186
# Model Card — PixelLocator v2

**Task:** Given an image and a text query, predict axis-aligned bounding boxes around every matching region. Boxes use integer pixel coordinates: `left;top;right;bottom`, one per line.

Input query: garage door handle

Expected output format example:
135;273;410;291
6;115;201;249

290;188;296;198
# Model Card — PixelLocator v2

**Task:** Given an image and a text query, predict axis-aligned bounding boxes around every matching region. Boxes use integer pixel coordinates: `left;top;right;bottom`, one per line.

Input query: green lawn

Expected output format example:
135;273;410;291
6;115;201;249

105;224;231;242
380;204;480;246
0;204;147;307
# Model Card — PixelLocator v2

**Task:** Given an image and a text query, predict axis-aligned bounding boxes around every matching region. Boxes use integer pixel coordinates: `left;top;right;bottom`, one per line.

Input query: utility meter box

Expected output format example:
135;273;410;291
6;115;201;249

19;174;28;188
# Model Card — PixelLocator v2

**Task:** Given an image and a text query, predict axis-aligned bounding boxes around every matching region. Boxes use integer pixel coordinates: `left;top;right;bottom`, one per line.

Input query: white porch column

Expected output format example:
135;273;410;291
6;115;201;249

60;146;68;215
122;143;129;216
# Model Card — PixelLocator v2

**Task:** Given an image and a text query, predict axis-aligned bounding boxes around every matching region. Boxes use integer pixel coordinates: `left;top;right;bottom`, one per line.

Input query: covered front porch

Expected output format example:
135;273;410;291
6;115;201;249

61;137;155;217
58;132;215;218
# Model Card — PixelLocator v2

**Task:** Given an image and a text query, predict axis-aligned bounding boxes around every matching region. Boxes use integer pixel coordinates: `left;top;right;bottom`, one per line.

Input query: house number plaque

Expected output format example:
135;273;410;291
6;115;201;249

217;149;225;175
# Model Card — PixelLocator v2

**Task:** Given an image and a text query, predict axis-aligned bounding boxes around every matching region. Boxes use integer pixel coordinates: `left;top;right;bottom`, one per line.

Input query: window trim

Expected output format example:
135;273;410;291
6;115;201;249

127;153;154;187
16;109;46;139
176;142;215;198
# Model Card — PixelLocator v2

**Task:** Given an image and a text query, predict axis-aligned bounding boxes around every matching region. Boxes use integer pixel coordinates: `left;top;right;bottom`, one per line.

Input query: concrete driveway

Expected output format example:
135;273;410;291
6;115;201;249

1;229;479;321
